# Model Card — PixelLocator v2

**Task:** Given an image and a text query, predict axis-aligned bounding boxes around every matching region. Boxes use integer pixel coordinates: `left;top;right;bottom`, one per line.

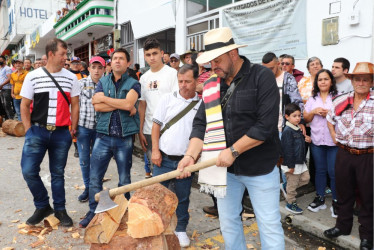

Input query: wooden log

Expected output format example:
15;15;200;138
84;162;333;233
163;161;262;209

90;214;180;250
2;120;25;137
84;194;128;244
127;183;178;239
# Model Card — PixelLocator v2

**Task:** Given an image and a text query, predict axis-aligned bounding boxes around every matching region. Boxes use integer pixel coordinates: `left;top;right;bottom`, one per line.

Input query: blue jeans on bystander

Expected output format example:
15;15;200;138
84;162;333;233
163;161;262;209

153;156;193;232
310;143;338;199
13;98;21;121
21;125;72;210
88;133;133;212
76;126;96;190
217;167;284;250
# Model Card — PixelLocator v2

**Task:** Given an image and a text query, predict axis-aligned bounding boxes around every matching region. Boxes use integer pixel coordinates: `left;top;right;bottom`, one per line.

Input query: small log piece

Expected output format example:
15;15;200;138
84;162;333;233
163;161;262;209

84;194;128;244
126;183;178;239
2;120;25;137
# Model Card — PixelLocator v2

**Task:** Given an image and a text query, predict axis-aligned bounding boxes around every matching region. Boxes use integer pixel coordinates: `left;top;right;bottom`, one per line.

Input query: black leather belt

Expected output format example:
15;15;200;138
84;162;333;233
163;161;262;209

33;122;69;131
160;151;184;161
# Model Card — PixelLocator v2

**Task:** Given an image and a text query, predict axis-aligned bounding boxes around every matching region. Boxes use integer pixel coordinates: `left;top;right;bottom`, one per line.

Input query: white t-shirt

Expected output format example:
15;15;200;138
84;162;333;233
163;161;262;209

153;91;201;156
336;78;353;95
139;65;178;134
276;72;285;132
21;67;80;126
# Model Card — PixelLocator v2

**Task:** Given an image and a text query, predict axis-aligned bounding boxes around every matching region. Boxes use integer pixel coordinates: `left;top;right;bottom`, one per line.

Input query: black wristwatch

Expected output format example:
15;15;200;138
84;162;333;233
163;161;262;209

230;146;239;158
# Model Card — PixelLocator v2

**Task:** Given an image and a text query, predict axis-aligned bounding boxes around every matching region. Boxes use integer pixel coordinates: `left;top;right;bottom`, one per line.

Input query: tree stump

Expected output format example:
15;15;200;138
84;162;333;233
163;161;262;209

127;183;178;239
2;120;25;137
84;194;128;244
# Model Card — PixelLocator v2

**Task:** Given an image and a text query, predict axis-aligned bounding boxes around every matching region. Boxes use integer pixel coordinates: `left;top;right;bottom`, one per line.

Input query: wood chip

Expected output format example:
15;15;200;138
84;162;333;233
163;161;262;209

12;237;16;243
30;239;44;248
191;230;197;238
204;214;217;218
44;215;60;230
318;248;326;250
17;223;27;229
102;178;111;182
247;244;255;249
11;219;20;223
67;227;73;232
14;209;22;213
72;232;80;239
2;247;15;250
18;229;29;234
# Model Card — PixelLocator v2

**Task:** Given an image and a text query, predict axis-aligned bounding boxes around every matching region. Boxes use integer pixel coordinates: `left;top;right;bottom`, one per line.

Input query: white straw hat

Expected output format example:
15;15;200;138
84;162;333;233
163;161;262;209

196;27;247;64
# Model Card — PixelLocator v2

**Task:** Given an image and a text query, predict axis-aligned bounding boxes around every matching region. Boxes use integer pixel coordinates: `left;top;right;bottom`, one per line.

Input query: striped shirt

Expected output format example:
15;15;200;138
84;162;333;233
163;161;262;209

20;67;80;126
78;76;97;129
327;90;374;149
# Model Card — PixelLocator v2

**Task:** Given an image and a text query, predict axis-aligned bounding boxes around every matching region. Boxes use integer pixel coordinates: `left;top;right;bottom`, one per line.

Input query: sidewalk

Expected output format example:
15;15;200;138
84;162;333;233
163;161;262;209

279;189;361;250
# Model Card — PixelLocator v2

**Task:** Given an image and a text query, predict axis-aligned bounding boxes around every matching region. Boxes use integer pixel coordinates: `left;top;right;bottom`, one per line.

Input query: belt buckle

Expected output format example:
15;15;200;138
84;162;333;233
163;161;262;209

46;125;56;131
349;148;359;155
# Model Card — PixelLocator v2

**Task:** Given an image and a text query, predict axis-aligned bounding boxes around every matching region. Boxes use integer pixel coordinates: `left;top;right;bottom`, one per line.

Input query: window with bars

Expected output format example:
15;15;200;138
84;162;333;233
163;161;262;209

121;22;134;46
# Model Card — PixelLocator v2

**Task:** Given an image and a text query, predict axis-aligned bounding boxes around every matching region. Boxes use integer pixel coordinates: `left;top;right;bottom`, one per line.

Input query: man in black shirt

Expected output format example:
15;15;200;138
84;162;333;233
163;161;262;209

177;27;284;249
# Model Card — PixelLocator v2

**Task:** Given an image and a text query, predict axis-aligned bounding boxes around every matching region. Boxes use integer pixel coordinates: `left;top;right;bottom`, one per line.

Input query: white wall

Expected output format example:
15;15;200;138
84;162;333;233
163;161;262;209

295;0;373;74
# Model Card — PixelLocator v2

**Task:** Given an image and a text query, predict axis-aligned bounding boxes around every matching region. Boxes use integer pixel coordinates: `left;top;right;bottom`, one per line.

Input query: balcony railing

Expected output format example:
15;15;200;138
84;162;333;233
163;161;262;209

54;0;114;40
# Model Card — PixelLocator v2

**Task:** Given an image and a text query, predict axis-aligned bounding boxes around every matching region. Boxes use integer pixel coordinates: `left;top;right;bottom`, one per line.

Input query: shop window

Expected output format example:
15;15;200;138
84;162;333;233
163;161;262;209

188;21;208;35
209;0;232;10
187;0;207;18
121;22;134;46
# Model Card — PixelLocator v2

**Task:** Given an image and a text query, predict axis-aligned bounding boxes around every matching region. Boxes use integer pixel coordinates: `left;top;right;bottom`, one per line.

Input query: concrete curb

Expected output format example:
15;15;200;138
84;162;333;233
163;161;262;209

280;206;360;250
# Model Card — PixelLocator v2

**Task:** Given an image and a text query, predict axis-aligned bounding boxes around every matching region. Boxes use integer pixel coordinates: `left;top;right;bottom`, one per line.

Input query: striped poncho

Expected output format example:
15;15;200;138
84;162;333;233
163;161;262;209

198;74;227;198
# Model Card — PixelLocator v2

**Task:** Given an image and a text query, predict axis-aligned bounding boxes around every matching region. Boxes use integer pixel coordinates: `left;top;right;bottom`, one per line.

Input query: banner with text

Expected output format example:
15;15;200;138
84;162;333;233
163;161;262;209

222;0;307;63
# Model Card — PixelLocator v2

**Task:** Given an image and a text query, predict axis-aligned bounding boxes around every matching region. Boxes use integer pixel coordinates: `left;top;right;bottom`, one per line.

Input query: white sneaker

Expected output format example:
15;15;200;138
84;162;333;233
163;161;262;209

175;231;190;247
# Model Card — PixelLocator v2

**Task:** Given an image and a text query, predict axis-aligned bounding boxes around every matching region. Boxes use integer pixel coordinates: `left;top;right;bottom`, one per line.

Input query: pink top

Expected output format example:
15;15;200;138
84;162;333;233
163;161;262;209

305;93;335;146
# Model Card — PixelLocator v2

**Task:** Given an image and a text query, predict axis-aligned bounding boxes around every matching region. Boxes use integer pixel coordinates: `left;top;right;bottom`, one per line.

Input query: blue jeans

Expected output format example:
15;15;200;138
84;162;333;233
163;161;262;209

310;143;338;199
21;125;72;210
217;167;284;250
153;156;193;232
88;133;133;212
144;153;151;173
76;125;96;189
13;98;21;121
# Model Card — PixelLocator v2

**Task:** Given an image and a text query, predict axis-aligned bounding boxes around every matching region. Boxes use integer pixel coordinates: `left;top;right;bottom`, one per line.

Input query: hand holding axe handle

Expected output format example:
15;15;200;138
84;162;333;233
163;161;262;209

95;157;217;202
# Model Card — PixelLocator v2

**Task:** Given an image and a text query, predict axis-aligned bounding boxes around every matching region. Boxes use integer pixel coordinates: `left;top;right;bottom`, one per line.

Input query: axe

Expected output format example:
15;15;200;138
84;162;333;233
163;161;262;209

94;157;217;213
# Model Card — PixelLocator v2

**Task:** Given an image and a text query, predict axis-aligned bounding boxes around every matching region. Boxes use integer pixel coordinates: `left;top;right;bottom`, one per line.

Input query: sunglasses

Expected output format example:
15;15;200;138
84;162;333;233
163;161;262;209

65;64;70;66
170;59;179;63
281;62;291;66
71;62;80;65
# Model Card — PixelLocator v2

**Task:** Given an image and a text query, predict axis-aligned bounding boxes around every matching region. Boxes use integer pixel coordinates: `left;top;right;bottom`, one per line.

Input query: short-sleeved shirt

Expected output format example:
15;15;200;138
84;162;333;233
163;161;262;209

20;67;80;126
0;65;12;90
298;76;313;104
139;65;178;135
10;70;28;99
336;78;353;95
305;93;335;146
153;91;201;156
95;77;141;138
327;90;374;149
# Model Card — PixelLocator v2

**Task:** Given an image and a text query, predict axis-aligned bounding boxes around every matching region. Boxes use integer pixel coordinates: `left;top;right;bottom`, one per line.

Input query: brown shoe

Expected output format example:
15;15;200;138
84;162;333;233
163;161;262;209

203;206;218;217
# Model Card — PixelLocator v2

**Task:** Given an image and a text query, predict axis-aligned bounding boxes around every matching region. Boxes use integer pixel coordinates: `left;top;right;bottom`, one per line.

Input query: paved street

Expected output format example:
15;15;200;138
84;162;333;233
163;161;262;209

0;134;347;249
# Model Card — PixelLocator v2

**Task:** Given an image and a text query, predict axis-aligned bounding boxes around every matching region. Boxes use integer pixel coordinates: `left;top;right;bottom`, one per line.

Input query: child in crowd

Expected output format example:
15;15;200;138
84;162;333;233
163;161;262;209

281;103;311;214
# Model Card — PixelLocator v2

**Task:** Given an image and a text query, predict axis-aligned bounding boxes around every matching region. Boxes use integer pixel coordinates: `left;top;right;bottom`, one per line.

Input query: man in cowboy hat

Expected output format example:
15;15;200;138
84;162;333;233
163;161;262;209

177;27;284;249
324;62;373;250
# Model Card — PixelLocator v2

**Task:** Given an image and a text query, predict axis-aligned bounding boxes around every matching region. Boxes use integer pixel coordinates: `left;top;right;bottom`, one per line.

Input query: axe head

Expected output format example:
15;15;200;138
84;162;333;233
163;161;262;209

95;189;118;213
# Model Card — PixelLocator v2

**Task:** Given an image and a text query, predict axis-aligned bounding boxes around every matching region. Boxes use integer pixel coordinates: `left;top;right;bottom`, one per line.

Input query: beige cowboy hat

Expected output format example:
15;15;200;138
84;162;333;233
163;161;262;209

344;62;374;80
196;27;247;64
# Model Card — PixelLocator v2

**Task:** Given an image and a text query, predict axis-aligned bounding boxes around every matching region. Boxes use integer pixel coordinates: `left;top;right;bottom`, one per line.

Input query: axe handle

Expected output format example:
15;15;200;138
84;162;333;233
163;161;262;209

95;157;217;201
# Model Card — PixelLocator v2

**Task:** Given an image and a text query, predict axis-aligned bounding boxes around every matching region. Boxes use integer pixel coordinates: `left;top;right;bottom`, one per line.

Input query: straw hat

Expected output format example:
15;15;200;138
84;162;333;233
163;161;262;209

344;62;374;80
196;27;247;64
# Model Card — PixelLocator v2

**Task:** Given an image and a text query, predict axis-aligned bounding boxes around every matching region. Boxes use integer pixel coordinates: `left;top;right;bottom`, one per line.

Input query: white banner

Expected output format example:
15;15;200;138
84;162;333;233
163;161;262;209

221;0;307;63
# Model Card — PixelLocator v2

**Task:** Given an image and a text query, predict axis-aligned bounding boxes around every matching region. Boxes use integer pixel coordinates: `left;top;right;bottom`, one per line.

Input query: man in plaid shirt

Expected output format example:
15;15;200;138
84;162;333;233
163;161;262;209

324;62;373;250
76;56;106;202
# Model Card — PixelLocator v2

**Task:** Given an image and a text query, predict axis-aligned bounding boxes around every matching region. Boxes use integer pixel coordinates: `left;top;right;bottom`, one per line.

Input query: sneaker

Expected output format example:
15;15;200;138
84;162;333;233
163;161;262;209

175;231;190;247
78;189;89;202
325;187;332;196
307;196;327;212
203;206;218;217
54;209;73;227
145;172;152;179
26;205;54;225
285;202;303;214
79;211;95;228
331;199;338;218
280;182;287;198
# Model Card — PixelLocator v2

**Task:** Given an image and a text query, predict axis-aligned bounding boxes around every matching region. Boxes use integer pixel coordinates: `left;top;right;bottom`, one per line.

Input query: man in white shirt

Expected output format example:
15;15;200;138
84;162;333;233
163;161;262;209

138;38;178;177
332;57;353;95
151;64;201;248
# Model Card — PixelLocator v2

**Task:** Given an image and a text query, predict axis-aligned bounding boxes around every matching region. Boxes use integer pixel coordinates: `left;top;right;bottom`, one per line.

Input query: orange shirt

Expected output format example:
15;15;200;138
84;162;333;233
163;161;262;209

10;70;28;99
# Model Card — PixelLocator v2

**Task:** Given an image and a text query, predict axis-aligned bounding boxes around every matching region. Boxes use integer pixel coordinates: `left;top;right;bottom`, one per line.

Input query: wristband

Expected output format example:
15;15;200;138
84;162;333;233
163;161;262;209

184;154;196;162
